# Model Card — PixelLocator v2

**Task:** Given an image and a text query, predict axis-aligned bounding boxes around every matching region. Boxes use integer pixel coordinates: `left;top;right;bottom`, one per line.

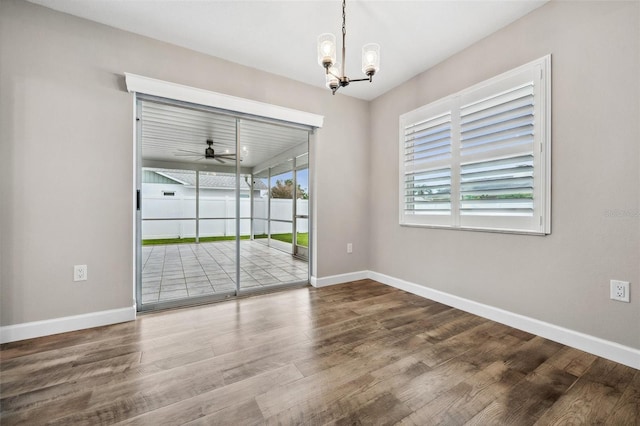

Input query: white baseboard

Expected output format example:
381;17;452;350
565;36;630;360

310;270;369;288
0;306;136;344
369;271;640;370
3;271;638;370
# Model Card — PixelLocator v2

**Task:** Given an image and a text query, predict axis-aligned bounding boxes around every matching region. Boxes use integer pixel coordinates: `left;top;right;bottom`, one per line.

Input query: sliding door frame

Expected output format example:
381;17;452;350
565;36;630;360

134;94;316;312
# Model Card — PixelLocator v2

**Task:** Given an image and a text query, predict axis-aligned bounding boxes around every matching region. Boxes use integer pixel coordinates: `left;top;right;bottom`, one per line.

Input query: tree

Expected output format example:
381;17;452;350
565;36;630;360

270;179;308;199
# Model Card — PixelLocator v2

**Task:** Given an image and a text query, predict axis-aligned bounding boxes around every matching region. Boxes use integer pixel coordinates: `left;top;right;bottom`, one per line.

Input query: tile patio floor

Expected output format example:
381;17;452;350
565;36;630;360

141;240;309;304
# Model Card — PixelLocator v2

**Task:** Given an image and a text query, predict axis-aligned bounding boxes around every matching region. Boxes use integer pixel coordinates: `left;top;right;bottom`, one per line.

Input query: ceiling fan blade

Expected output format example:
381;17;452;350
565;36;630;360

215;158;226;164
176;149;201;154
217;154;237;158
175;155;205;161
174;153;202;157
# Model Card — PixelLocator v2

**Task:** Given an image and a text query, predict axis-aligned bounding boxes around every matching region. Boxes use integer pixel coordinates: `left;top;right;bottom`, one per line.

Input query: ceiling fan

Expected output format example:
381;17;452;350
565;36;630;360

174;139;238;163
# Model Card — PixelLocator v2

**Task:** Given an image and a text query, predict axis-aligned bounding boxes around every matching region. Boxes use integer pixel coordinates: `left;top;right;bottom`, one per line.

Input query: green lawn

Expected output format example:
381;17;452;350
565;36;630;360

254;233;308;247
143;233;308;247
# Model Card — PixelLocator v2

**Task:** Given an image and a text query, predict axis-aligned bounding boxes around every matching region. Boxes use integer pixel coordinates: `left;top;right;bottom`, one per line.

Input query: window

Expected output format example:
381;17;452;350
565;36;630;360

400;55;551;234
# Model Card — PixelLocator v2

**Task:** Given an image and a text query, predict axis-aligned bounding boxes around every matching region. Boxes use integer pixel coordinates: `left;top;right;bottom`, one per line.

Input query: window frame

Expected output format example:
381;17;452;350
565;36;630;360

399;55;551;235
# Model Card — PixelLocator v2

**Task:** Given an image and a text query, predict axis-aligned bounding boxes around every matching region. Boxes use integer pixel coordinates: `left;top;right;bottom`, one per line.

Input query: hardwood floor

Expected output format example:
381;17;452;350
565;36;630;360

1;280;638;425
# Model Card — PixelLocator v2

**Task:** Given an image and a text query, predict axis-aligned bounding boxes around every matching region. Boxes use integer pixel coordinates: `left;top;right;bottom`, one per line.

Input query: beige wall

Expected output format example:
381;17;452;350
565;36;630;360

0;0;370;325
2;0;638;352
369;0;640;348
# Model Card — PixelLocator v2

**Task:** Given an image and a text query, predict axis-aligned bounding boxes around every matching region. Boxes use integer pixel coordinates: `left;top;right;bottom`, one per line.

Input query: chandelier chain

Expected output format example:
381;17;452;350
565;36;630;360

341;0;346;78
342;0;346;38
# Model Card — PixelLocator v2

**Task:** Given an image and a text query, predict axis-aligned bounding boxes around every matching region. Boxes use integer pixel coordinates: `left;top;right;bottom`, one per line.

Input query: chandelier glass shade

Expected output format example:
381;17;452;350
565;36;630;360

317;33;337;69
317;0;380;95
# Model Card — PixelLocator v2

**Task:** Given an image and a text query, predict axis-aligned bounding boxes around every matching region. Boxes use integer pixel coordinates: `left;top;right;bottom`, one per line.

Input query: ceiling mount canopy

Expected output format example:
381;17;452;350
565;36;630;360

317;0;380;95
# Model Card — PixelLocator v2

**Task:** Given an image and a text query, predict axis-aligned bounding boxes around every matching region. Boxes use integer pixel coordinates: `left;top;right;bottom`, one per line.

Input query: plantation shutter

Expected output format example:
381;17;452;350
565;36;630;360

459;83;535;218
399;55;550;234
400;99;454;226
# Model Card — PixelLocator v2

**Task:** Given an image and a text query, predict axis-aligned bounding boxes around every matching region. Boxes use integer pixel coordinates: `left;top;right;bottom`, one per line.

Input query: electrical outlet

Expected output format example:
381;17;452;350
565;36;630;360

610;280;629;302
74;265;87;282
347;243;353;254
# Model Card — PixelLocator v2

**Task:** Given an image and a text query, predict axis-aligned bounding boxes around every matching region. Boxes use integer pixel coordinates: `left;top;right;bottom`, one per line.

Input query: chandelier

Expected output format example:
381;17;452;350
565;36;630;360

317;0;380;95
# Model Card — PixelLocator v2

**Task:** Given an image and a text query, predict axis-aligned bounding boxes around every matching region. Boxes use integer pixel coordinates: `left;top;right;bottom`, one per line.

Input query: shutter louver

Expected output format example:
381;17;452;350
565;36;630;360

460;155;534;216
404;168;451;215
459;82;536;218
403;112;452;216
404;113;452;166
460;83;534;158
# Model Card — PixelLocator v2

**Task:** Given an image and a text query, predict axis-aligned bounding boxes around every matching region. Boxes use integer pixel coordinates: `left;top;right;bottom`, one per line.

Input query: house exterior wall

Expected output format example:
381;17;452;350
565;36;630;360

0;0;369;326
369;1;640;349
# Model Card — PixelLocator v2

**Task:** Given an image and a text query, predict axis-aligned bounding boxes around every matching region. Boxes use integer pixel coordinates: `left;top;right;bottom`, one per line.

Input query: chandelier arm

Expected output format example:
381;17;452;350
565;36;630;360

349;77;373;83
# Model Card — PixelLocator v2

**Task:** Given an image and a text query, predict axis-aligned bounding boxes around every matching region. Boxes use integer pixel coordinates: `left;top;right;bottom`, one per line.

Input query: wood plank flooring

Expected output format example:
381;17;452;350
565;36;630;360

1;279;639;425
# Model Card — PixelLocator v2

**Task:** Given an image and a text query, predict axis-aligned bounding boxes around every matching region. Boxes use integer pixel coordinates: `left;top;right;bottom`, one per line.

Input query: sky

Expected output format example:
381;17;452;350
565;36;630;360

259;169;309;194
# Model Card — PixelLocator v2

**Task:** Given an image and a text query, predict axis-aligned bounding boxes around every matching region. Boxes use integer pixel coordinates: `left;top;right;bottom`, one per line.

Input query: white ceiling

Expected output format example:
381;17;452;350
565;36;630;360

27;0;548;101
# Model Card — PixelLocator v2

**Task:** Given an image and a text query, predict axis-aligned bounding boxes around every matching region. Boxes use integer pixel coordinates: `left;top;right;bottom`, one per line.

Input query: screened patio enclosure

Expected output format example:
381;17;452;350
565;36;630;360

136;96;312;311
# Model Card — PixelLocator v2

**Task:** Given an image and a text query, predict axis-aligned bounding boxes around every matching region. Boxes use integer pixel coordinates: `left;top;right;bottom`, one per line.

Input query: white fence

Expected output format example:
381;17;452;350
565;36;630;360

142;195;308;240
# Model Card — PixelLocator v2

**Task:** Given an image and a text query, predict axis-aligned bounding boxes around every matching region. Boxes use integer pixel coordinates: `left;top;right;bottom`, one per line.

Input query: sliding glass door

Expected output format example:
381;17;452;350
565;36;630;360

136;96;310;311
240;120;309;292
